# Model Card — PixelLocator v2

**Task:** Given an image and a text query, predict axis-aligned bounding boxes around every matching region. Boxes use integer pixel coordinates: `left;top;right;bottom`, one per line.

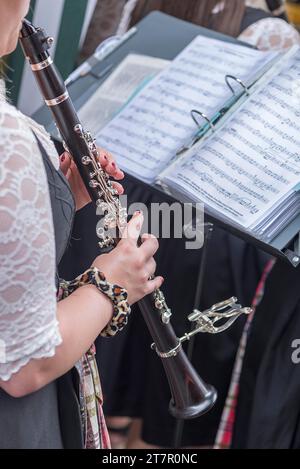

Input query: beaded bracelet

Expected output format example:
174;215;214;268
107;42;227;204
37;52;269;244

59;267;131;337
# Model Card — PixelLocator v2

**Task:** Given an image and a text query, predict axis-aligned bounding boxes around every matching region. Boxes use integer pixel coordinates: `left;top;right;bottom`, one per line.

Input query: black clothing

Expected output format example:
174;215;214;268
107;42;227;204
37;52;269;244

232;260;300;449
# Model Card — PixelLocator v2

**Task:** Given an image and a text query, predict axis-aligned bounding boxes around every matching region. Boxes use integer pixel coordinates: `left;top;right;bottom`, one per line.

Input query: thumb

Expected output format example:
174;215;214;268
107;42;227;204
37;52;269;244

59;152;72;175
146;276;164;294
121;211;143;244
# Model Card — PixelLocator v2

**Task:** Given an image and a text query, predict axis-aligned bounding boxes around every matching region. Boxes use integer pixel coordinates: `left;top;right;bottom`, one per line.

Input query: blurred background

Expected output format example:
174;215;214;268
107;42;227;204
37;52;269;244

4;0;300;117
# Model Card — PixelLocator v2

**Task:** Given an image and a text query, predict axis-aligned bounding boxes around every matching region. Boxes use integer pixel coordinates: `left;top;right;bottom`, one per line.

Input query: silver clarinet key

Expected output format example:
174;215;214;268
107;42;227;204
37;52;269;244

187;297;253;335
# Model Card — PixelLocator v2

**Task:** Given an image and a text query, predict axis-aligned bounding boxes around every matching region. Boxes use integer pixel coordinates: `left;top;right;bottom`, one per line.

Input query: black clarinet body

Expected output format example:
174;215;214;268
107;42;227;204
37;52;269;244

19;19;217;420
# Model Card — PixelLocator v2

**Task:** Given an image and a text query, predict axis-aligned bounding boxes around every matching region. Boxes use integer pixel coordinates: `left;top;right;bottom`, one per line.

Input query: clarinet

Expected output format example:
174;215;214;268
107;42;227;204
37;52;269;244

20;20;251;419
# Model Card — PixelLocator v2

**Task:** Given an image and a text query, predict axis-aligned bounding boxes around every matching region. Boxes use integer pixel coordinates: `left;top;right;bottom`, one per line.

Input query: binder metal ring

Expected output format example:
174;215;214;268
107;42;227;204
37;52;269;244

225;75;250;96
191;110;215;131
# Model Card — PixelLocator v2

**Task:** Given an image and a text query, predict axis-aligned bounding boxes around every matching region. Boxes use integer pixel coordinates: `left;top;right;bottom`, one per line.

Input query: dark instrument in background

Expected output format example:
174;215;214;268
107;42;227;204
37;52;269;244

19;20;251;420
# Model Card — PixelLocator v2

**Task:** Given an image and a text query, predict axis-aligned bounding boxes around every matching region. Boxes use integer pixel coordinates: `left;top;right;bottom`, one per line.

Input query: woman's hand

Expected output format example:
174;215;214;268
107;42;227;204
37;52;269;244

93;212;164;305
59;147;124;211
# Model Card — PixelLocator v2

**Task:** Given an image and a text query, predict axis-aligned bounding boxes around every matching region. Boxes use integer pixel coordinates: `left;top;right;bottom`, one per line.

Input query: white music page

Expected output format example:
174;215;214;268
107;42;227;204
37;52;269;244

162;50;300;233
96;35;276;182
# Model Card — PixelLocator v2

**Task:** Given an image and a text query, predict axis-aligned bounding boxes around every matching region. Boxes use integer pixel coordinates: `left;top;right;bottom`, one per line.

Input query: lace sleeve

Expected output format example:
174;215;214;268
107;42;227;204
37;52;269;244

0;102;62;382
239;18;300;51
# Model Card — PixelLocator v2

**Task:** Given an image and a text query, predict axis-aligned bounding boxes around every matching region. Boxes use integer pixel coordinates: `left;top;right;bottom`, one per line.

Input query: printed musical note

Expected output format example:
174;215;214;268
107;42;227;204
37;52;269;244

96;35;276;182
162;50;300;236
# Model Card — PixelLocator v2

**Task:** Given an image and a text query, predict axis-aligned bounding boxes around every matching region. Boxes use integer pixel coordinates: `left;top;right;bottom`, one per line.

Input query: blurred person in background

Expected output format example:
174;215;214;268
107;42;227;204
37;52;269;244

81;0;298;60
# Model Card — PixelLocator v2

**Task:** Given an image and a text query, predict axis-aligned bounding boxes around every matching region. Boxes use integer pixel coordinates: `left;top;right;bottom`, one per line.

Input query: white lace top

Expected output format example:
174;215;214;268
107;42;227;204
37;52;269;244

0;98;62;382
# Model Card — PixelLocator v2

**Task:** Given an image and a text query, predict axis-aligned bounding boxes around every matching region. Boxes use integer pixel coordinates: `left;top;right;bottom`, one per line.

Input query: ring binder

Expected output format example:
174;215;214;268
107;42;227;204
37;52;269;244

176;61;283;158
157;45;300;269
175;87;246;156
191;109;215;131
225;74;250;96
176;73;255;157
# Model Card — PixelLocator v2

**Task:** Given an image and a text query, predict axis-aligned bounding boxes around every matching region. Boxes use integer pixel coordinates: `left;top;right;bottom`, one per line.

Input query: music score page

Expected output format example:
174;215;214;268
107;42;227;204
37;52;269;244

162;50;300;236
96;35;276;182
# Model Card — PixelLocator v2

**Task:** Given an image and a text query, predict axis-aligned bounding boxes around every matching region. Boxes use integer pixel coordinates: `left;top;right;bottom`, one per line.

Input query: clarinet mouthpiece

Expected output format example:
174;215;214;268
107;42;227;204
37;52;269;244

20;19;37;38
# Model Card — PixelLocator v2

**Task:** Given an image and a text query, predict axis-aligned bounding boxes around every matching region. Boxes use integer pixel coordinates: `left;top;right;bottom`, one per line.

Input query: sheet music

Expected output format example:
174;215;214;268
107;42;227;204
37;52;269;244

78;54;169;136
96;35;277;182
162;50;300;235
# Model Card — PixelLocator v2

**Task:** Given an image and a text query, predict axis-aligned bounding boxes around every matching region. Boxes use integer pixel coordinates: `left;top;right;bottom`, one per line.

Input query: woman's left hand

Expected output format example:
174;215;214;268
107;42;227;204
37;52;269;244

59;147;124;211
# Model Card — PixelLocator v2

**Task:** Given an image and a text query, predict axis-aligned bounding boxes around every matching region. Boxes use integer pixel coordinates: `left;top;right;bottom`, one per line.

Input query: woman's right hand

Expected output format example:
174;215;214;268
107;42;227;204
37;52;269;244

92;212;164;305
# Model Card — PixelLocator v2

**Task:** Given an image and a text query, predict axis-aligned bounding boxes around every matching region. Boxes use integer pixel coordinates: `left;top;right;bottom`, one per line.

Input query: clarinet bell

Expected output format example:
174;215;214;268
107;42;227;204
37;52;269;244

169;383;217;420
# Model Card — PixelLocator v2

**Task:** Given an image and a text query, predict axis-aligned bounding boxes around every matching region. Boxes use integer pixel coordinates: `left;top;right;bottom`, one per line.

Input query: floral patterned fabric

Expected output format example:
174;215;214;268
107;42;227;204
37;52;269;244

239;17;300;50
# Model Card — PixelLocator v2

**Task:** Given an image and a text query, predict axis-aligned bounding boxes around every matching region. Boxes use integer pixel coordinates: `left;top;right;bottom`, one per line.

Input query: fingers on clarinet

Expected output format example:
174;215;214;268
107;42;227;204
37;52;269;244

121;211;144;243
141;232;155;242
146;276;164;294
114;168;125;180
70;158;77;170
59;152;71;174
111;181;124;195
98;149;111;168
107;163;124;180
140;233;159;258
98;149;124;179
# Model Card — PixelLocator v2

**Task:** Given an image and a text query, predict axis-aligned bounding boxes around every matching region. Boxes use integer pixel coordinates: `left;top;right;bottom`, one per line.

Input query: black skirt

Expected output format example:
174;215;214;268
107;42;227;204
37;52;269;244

59;176;269;447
